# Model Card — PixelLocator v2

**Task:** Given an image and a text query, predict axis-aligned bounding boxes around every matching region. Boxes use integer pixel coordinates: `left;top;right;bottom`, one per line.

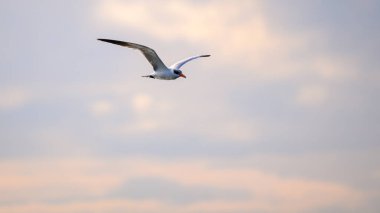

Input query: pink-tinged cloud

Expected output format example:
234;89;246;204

0;157;363;213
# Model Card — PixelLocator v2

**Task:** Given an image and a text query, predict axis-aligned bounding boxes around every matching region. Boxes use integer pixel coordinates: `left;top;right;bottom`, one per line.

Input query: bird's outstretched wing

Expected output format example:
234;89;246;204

98;39;167;71
169;55;210;70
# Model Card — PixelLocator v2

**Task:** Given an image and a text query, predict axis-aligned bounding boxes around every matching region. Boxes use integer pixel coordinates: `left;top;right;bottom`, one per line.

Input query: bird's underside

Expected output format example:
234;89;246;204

98;38;210;80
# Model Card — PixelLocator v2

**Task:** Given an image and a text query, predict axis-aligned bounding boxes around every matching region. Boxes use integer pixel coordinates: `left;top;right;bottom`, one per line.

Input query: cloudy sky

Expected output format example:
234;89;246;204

1;0;379;212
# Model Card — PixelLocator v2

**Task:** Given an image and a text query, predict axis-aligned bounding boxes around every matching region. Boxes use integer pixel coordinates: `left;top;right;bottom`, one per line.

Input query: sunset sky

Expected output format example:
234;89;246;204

1;0;379;212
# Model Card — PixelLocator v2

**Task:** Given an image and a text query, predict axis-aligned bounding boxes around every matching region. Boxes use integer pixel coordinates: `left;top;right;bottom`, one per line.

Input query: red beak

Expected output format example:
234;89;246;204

179;73;187;78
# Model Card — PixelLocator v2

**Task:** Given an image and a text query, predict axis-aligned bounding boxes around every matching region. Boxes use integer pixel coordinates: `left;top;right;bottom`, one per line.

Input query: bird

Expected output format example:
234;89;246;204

98;39;210;80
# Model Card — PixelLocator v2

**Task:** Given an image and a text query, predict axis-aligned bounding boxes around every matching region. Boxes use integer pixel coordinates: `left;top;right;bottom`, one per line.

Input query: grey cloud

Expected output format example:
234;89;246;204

109;177;251;204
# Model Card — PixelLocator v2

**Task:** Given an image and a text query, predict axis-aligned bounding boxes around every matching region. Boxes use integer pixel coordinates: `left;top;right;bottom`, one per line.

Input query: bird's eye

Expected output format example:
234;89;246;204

174;70;180;74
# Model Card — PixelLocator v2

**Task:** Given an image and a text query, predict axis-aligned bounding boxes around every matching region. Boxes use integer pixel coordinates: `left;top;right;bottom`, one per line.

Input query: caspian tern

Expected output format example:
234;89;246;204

98;39;210;80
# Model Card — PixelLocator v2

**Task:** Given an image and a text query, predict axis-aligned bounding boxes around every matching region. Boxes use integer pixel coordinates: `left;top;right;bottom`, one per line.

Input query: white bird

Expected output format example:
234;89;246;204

98;39;210;80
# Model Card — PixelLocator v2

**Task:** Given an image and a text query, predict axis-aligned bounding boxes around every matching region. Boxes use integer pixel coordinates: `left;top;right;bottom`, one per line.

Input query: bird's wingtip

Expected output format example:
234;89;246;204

203;54;211;57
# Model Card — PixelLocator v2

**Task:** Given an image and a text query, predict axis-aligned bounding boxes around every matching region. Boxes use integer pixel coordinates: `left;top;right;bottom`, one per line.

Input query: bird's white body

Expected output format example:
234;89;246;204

151;68;178;80
148;68;187;80
98;39;210;80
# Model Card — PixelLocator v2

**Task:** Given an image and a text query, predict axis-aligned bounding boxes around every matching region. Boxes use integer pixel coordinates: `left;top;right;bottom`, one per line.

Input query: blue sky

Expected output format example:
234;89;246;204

1;0;379;212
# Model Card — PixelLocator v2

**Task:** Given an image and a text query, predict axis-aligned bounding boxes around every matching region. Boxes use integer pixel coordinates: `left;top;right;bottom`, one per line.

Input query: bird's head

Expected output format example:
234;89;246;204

173;69;186;78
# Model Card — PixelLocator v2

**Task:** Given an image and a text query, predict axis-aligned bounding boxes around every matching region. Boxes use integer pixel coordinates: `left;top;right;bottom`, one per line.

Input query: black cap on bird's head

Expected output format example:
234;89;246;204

173;69;186;78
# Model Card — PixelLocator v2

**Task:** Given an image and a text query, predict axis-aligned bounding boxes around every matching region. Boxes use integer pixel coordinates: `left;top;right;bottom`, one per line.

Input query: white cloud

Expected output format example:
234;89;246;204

296;84;328;107
198;119;258;142
102;91;259;142
0;87;31;110
94;0;256;42
131;93;153;113
110;93;173;134
312;56;357;81
89;100;116;117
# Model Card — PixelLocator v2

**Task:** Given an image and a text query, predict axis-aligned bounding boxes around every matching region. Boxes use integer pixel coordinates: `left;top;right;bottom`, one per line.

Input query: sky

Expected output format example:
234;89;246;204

0;0;380;212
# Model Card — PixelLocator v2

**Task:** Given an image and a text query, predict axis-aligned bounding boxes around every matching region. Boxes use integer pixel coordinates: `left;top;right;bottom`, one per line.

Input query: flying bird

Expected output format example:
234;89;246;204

98;39;210;80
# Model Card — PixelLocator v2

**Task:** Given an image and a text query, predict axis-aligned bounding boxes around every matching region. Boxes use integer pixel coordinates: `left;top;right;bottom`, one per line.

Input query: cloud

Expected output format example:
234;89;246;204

312;57;354;81
295;84;328;107
132;93;153;113
0;87;31;110
110;93;173;134
94;0;256;42
197;119;258;142
0;157;364;213
101;91;258;142
110;177;249;204
89;100;116;117
0;200;169;213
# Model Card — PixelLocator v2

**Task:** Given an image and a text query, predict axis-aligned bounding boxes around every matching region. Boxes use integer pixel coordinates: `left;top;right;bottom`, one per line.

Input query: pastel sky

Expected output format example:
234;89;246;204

1;0;379;212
